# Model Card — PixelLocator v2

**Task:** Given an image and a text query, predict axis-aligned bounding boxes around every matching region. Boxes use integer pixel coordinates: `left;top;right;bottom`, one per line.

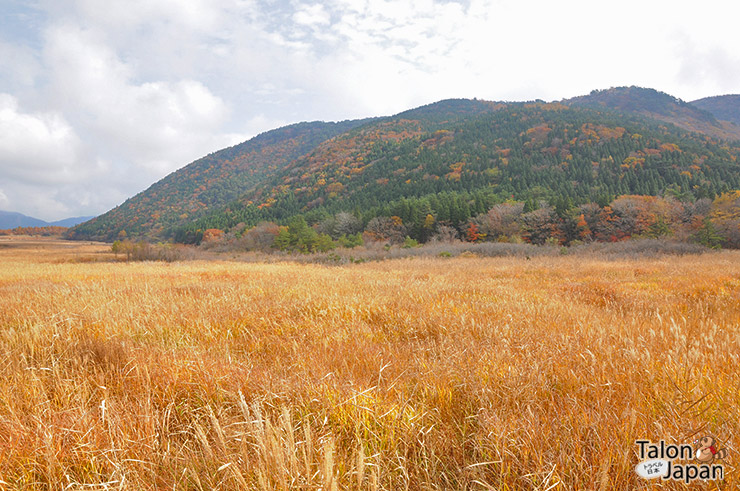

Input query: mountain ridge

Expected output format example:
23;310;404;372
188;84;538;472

565;86;740;140
0;211;93;229
173;99;739;243
67;87;740;243
691;94;740;126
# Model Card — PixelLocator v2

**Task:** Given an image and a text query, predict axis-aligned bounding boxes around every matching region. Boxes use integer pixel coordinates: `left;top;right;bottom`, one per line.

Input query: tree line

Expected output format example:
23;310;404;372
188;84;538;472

180;190;740;253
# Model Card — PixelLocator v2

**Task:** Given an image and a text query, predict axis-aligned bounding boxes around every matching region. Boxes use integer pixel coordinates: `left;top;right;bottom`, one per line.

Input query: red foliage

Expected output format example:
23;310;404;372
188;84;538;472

466;223;482;242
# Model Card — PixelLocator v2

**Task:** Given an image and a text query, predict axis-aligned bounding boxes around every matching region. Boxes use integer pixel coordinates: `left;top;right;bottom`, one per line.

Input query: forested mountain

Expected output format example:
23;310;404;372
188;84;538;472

171;100;740;242
69;119;373;240
566;86;740;140
692;95;740;126
68;88;740;245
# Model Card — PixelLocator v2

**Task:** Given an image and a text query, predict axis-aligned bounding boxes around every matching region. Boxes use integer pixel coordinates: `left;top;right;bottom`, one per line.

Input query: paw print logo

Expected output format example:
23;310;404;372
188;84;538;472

695;436;728;464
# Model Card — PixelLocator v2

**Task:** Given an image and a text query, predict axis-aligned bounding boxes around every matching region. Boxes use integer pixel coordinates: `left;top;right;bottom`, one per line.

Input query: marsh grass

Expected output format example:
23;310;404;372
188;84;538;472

0;239;738;489
234;239;712;265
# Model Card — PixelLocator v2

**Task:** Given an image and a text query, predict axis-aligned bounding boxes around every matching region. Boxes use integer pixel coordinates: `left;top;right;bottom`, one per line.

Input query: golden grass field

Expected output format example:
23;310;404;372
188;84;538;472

0;236;738;489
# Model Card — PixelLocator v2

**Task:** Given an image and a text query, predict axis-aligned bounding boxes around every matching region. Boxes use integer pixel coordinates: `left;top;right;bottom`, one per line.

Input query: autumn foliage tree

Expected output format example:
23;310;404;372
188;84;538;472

0;226;68;237
710;191;740;248
364;216;406;244
202;228;225;242
466;223;483;242
472;202;524;241
520;207;557;245
237;222;282;251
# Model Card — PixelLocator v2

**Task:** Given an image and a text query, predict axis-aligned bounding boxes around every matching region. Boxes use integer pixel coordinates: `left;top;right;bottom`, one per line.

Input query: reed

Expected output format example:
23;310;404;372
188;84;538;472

0;239;737;489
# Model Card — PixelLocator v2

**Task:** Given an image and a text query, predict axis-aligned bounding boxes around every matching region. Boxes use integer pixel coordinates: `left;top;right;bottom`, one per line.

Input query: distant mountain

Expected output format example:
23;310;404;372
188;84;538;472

566;86;740;140
49;216;95;227
0;211;94;229
0;211;48;229
68;88;740;243
691;95;740;126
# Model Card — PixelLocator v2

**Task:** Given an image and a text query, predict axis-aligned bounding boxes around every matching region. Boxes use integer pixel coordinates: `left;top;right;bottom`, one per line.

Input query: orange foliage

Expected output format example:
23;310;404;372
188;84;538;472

525;124;552;145
422;129;455;149
659;143;681;153
445;162;465;181
0;226;68;237
622;155;645;168
202;229;225;242
326;182;344;194
466;223;482;242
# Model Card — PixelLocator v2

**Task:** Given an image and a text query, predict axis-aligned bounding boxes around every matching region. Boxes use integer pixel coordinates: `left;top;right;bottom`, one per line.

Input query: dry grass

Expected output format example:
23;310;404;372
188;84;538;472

0;239;738;489
0;236;113;262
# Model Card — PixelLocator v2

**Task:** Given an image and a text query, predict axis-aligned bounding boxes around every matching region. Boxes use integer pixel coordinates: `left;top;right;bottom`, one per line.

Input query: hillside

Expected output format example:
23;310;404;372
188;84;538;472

68;88;740;244
68;100;508;241
176;100;740;242
566;86;740;140
691;94;740;126
68;119;373;241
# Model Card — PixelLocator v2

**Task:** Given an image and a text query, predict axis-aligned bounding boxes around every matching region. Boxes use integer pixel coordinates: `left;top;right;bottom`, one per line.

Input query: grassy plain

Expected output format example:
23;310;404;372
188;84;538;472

0;237;738;489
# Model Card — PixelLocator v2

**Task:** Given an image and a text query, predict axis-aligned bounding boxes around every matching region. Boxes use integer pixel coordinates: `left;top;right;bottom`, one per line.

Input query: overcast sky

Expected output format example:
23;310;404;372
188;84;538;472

1;0;738;221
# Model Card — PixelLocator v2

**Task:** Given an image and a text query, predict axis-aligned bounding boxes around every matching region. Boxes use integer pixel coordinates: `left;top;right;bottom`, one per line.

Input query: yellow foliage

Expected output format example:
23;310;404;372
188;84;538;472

659;143;681;153
326;182;344;194
711;190;740;221
622;156;645;167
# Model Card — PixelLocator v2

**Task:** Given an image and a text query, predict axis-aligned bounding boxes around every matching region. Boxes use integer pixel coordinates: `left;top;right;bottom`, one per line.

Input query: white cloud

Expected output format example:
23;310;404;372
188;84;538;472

46;0;231;33
43;24;235;175
675;34;740;98
0;41;41;92
0;93;87;184
1;0;739;220
0;178;127;222
0;92;113;220
293;4;331;26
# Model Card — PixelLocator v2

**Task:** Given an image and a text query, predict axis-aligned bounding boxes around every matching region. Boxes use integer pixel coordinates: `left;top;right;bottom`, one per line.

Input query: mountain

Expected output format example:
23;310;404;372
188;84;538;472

49;216;95;227
691;95;740;126
68;88;740;243
566;86;740;141
0;211;49;229
69;119;373;241
0;211;93;229
177;100;740;239
69;101;506;242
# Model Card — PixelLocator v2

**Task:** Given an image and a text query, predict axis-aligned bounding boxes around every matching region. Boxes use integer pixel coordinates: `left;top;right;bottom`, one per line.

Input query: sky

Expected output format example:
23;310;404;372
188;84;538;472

1;0;739;221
